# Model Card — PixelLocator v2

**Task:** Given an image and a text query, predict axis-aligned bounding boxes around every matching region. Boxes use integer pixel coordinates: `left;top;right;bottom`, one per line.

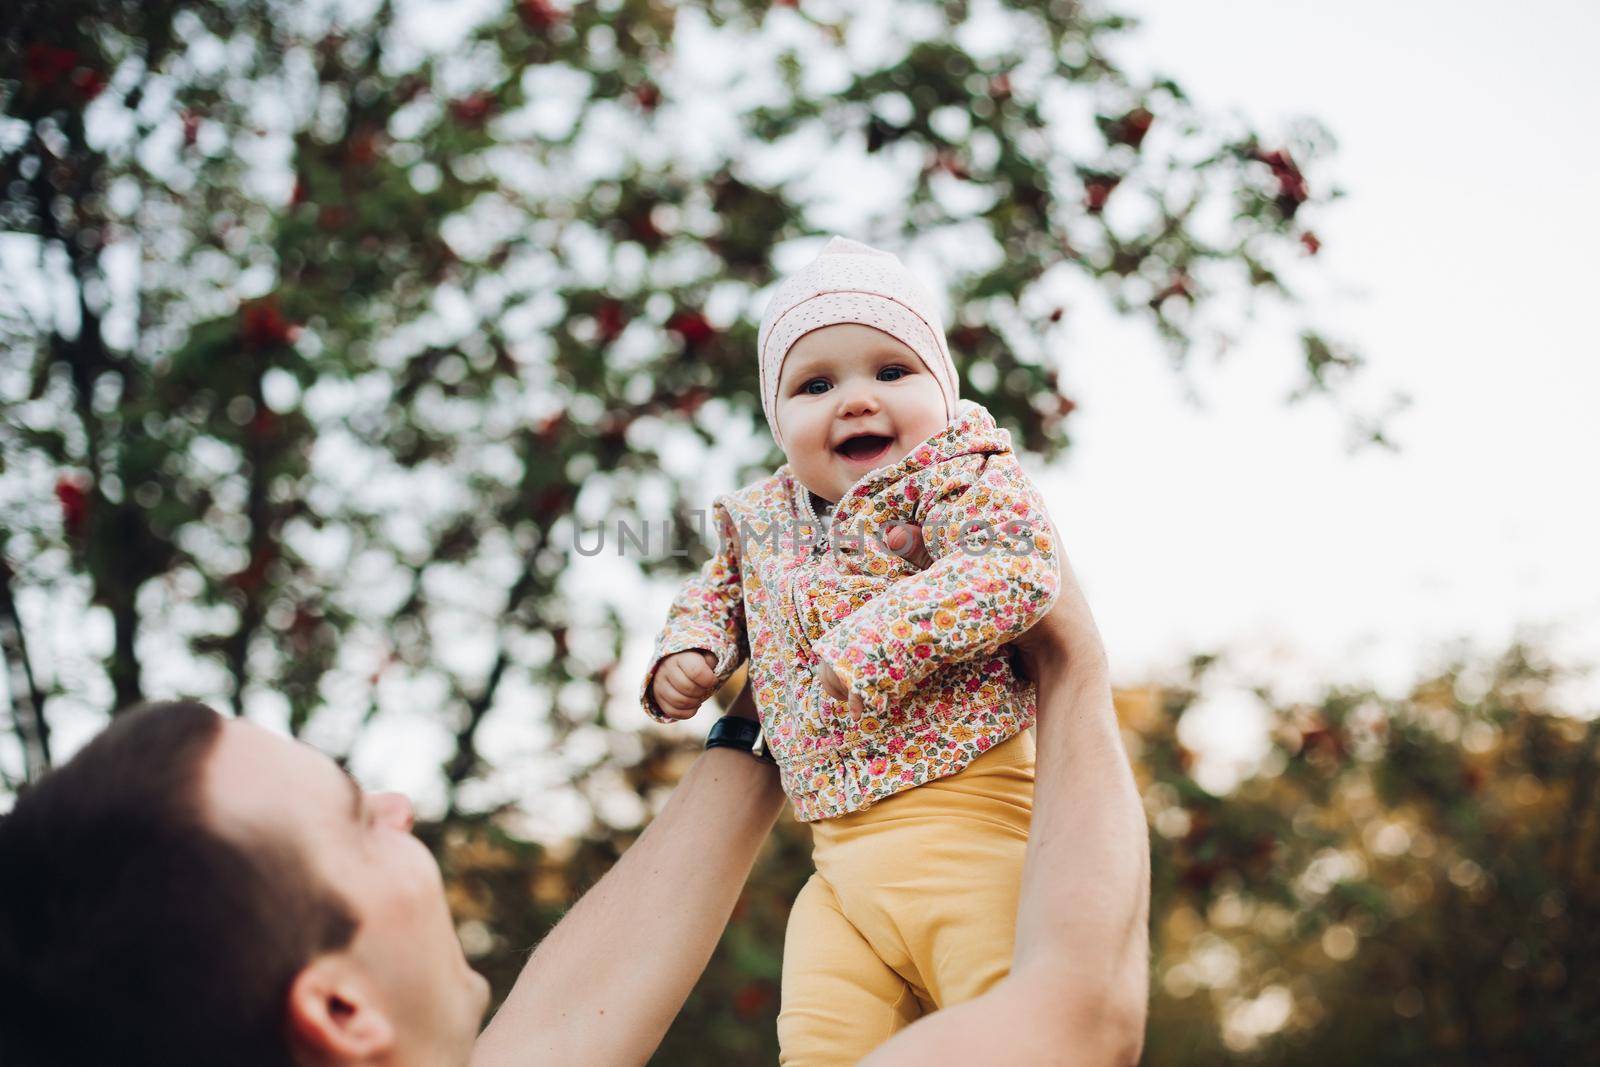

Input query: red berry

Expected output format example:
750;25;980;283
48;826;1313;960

1083;174;1120;213
534;412;566;444
449;92;495;127
666;309;715;347
54;475;91;538
24;44;77;89
1108;107;1153;149
70;67;107;102
240;296;300;350
518;0;565;31
594;300;628;344
632;82;661;112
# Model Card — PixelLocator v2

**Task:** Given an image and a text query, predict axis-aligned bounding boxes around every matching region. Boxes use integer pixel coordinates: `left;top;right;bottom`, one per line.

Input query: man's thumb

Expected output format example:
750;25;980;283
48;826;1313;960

888;523;929;566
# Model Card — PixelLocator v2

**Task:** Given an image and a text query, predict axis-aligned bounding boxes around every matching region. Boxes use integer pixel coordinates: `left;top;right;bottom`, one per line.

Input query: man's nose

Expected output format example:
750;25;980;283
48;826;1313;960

372;791;415;832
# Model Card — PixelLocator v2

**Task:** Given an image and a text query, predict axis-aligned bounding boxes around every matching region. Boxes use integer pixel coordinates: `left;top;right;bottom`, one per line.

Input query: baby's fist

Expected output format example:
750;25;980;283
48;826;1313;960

651;650;720;720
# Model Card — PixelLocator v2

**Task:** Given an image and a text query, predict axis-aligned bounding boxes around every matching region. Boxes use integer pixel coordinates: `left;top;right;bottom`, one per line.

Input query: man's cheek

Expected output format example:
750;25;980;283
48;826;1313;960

373;838;449;920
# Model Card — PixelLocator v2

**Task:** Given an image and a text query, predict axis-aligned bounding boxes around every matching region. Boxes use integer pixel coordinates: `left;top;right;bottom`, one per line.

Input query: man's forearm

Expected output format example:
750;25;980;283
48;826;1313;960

1013;631;1149;1055
472;744;786;1067
857;619;1150;1067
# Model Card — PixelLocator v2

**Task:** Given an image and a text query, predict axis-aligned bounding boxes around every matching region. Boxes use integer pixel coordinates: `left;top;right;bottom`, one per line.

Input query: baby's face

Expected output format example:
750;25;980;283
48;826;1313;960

774;323;949;504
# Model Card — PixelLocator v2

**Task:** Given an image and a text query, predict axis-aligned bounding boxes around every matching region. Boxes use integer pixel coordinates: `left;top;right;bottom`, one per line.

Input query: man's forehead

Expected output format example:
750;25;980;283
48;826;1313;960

202;718;341;831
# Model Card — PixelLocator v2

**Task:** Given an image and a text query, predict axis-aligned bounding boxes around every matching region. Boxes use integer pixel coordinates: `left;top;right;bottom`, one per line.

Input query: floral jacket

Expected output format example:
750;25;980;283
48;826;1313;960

638;399;1061;821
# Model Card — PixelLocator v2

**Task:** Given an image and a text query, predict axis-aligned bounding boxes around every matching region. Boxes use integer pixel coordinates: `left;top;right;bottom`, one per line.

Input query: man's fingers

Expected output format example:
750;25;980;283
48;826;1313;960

817;663;866;722
886;522;934;569
817;661;848;701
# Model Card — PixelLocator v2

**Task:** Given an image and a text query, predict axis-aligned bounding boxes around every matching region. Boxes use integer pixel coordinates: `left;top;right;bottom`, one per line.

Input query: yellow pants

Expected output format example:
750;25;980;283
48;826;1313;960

777;730;1036;1066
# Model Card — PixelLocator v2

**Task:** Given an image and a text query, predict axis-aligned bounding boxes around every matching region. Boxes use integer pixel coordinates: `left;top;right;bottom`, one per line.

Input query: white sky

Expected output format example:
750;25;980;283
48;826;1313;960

1059;2;1596;668
1029;0;1600;784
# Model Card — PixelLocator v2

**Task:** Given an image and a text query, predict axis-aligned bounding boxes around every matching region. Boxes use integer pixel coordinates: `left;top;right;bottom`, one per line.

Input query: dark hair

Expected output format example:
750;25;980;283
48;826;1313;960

0;701;358;1067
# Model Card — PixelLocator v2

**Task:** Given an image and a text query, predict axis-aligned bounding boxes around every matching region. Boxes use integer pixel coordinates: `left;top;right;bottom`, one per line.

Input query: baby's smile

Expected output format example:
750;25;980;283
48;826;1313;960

833;431;898;468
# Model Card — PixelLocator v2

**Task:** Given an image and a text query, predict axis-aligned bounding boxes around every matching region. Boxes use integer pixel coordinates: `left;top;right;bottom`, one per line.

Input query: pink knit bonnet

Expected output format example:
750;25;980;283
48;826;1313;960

756;236;960;449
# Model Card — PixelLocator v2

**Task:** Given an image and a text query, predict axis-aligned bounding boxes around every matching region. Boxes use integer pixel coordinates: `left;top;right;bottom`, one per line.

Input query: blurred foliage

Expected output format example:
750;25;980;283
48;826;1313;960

436;645;1598;1064
1134;644;1599;1064
1;0;1367;803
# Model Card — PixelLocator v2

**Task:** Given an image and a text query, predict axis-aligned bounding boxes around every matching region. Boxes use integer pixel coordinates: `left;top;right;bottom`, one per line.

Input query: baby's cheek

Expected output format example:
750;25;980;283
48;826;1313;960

884;442;918;466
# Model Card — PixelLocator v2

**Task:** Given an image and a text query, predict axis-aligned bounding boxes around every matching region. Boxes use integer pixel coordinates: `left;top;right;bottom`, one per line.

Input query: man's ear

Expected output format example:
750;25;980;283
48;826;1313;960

286;956;395;1064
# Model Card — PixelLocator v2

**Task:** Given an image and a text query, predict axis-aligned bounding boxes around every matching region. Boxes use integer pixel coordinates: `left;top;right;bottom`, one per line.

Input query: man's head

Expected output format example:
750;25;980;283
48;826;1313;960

0;702;489;1066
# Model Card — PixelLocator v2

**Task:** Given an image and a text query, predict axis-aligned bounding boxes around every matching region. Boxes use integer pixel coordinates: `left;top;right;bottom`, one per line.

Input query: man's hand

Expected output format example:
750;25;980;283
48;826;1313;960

885;521;934;568
651;650;720;720
887;516;1094;684
816;660;866;720
806;521;928;722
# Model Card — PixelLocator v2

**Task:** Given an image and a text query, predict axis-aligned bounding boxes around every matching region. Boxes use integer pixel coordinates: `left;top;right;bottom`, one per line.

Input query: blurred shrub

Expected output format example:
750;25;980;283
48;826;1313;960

435;643;1597;1064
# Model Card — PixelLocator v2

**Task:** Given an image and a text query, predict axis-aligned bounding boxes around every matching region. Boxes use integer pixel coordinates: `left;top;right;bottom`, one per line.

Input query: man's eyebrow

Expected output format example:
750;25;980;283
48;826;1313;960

338;762;363;822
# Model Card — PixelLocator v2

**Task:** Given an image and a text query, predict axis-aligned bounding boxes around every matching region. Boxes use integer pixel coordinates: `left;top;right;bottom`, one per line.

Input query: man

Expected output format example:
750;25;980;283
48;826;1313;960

0;524;1147;1066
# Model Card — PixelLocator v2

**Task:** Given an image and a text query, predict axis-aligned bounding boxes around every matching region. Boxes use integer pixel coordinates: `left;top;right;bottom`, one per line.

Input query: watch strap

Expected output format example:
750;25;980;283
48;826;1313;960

705;715;777;765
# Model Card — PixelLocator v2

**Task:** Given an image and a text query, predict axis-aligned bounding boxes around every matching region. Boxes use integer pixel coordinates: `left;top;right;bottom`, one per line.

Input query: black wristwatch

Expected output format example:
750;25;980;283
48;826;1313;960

705;715;778;765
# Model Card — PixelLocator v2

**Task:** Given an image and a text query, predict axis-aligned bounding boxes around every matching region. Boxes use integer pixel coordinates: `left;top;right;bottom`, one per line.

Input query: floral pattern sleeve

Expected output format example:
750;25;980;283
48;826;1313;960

639;499;748;723
812;451;1061;719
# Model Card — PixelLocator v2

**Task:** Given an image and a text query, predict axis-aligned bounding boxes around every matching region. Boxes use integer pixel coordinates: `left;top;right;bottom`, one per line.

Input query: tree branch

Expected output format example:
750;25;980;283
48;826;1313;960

0;553;51;779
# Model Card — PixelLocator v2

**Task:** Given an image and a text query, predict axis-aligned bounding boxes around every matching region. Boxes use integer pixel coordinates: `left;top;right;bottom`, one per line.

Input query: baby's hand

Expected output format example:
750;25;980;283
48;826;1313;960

817;660;866;721
652;650;721;720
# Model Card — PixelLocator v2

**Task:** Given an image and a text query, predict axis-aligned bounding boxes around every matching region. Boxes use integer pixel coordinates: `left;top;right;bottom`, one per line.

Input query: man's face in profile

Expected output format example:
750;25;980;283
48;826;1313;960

202;718;490;1063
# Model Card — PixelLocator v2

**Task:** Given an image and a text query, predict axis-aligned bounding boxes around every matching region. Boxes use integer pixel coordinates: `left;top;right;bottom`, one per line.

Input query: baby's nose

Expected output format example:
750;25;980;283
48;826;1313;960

836;383;880;416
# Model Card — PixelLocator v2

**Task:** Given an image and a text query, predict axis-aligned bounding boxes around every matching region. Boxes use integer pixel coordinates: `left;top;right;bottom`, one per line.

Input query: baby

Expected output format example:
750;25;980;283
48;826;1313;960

639;236;1061;1064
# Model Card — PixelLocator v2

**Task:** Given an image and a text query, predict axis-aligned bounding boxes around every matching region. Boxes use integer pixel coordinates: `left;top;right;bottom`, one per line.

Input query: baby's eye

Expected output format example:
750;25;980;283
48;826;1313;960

878;366;910;382
801;378;830;395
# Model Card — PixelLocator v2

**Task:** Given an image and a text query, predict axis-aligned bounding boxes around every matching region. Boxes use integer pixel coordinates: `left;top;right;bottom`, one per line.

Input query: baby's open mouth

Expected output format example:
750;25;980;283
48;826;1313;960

835;434;895;463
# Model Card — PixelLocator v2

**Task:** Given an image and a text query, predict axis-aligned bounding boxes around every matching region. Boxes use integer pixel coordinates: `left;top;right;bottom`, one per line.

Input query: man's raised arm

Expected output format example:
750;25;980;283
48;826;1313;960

472;684;784;1067
860;521;1151;1066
